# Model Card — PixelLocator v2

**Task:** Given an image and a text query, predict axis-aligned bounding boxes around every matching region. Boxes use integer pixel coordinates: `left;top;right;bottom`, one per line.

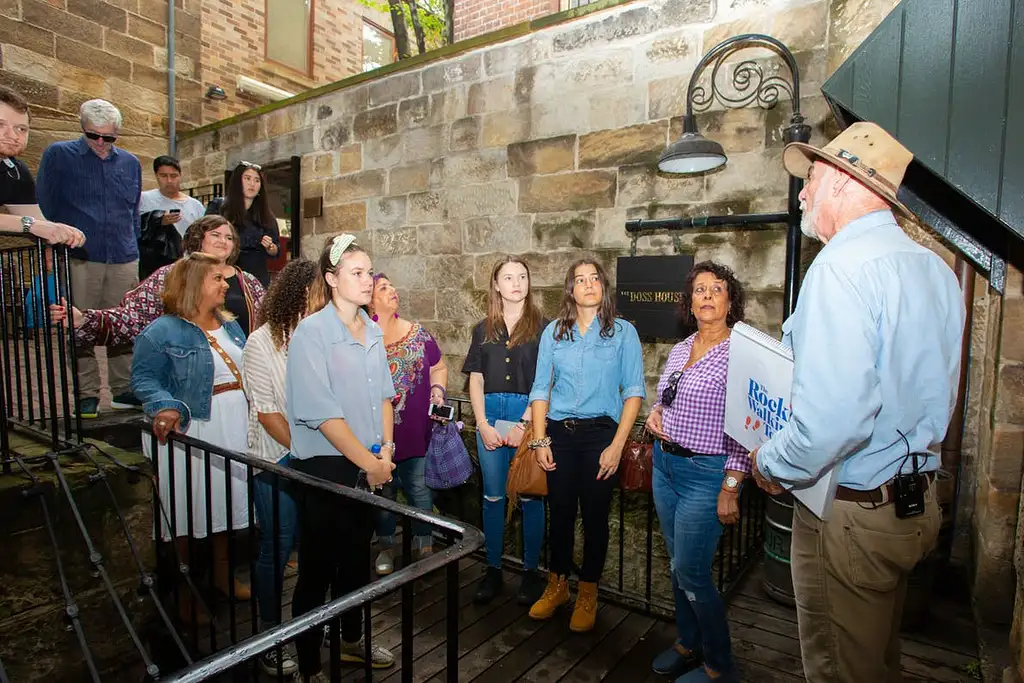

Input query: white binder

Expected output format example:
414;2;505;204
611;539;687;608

725;322;839;520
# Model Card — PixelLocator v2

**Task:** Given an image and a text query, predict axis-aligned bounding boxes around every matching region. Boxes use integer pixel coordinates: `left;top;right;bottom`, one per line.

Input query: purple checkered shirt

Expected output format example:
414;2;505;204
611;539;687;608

655;334;751;475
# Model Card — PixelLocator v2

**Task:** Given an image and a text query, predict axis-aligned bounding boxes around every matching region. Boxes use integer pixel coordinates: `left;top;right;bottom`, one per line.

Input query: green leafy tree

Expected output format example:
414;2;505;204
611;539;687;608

358;0;450;63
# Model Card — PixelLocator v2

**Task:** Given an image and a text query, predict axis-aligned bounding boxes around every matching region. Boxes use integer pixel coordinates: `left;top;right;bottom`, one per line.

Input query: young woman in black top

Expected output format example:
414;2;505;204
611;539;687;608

207;161;279;287
462;256;547;605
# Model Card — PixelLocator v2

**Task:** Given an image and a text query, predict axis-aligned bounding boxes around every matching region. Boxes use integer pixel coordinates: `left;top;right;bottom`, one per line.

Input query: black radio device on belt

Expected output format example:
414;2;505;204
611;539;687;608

893;430;925;519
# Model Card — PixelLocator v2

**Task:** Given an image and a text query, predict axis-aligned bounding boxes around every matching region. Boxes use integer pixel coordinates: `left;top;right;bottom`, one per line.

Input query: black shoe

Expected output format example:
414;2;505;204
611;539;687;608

111;392;142;410
516;569;546;606
474;567;504;604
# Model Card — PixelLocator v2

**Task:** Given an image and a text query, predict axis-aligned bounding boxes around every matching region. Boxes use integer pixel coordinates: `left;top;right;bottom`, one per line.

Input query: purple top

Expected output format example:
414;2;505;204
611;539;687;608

388;322;442;462
655;333;751;475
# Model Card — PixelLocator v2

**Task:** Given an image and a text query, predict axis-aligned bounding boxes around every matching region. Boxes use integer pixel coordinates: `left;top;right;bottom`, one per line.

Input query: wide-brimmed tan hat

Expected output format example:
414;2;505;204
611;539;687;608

783;121;913;216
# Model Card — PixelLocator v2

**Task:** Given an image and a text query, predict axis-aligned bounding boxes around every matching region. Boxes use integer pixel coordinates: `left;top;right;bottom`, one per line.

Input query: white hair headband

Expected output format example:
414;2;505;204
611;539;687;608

329;233;357;266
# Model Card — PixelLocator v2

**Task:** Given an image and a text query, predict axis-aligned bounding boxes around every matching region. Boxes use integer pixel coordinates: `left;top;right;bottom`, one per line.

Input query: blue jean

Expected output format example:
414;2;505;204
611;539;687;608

252;453;299;627
477;392;544;570
651;442;736;677
376;456;434;550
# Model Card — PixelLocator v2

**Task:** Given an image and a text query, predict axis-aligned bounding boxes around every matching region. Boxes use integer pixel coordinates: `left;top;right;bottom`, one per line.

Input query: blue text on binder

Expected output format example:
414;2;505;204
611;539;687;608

747;378;791;438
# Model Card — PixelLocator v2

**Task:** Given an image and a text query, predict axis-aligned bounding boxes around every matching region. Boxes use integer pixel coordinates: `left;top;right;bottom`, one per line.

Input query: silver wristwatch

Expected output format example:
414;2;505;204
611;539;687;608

20;215;35;234
723;475;740;491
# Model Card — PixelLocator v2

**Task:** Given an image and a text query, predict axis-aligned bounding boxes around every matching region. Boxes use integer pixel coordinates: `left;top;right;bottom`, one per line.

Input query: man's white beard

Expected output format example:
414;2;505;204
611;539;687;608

800;204;819;240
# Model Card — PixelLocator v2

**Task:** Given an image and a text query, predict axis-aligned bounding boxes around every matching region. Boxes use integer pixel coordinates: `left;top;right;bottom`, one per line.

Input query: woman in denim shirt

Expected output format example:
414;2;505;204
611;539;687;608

526;258;645;633
132;252;252;620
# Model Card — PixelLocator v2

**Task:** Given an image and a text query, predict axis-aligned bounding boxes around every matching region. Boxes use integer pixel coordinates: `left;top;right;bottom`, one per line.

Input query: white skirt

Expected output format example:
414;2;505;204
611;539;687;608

143;389;251;540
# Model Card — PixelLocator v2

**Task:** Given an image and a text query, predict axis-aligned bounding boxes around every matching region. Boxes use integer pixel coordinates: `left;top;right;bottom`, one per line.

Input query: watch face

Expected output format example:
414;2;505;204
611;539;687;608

725;476;739;489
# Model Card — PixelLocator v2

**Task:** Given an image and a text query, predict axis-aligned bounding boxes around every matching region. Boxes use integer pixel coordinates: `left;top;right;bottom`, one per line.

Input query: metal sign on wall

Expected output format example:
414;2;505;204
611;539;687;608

615;255;694;340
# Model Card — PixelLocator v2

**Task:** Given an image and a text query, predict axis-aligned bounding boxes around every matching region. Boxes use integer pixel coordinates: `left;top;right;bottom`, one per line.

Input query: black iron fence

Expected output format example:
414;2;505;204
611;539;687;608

0;240;82;466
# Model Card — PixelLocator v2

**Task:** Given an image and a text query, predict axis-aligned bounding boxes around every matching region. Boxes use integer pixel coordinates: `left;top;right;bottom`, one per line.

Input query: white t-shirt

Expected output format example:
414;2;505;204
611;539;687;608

139;189;206;237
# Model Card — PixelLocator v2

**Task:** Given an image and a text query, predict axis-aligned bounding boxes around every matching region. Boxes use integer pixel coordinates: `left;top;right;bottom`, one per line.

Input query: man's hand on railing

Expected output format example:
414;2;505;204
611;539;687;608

153;409;182;444
31;220;86;248
50;298;84;327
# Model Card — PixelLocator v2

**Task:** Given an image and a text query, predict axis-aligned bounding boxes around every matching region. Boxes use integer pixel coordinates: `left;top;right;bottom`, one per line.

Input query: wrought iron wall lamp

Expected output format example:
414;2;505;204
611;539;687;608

630;33;812;320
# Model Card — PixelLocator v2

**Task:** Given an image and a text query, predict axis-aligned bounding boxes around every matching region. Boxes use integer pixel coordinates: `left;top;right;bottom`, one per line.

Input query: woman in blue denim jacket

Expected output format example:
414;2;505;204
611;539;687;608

132;252;252;620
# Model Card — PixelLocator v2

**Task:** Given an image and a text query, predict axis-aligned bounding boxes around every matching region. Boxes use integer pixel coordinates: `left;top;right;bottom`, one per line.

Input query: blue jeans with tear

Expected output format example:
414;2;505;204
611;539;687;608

651;441;736;678
252;453;299;628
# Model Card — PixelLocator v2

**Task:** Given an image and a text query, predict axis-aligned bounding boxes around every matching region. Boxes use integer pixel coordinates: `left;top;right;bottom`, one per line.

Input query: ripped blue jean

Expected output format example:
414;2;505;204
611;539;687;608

651;441;736;678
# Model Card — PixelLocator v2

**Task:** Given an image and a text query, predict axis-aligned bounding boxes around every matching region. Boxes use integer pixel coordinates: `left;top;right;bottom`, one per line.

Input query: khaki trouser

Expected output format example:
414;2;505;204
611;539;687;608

70;259;138;397
791;481;940;683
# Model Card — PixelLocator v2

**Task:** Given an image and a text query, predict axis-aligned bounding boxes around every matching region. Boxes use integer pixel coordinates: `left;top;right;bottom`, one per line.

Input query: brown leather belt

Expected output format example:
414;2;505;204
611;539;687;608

835;471;935;506
212;381;242;396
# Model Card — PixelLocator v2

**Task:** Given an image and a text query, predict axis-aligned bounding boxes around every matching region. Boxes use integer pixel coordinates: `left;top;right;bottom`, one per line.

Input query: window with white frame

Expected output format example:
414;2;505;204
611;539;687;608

562;0;600;8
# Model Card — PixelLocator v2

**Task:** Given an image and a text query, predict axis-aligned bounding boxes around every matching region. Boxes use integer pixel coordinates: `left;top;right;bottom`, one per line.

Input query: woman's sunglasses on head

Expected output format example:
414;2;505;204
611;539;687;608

240;160;262;170
83;131;118;143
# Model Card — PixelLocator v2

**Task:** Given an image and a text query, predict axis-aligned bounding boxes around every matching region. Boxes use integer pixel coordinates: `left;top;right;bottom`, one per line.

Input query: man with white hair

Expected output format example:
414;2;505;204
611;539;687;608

749;122;965;682
37;99;143;419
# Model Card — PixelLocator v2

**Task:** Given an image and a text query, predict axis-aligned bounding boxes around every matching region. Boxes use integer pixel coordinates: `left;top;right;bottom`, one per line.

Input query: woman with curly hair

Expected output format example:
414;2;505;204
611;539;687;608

241;257;318;678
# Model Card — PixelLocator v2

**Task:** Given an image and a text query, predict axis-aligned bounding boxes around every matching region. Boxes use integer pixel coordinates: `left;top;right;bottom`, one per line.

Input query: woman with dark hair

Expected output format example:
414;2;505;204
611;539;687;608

462;256;548;605
207;161;279;287
526;258;645;633
241;258;318;678
365;272;447;575
286;234;396;680
645;261;750;683
51;215;266;344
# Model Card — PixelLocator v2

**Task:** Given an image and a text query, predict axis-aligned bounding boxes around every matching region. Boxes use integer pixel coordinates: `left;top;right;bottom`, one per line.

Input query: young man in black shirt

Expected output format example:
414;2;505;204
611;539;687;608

0;85;84;246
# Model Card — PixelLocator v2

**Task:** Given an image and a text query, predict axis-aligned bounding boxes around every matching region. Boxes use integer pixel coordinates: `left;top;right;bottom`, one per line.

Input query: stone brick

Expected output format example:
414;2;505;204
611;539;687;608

482;110;531;147
530;99;590;139
468;76;515;115
533;211;595;250
483;41;531;76
403;125;448;163
508;135;575;177
450;116;481;153
67;0;126;32
319;120;352;151
389;162;431;196
579;122;668;169
408;191;446;223
368;196;407;230
422;54;481;92
0;0;18;19
368;71;421;107
648;74;689;121
440;149;507;186
588;86;648;132
325;170;386;205
373;226;418;257
0;73;60;110
131;63;169;94
616;165;704;207
127;14;165;46
705;149;789;202
315;201;367;235
418;223;462;255
105;30;156;63
448;181;517;220
520;171;616;214
986;425;1024;492
1002;297;1024;362
363;135;403;170
353;105;398;140
23;0;103;44
0;44;106;95
397;93;447;129
551;5;659;54
995;364;1024;424
0;17;54;55
661;0;715;24
336;144;361;175
705;2;827;57
395;288;436;321
57;39;131;82
436;288;488;325
463;215;533;255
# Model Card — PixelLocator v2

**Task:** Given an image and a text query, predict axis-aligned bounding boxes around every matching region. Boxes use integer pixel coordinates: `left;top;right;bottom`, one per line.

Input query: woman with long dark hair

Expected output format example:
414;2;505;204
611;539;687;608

208;161;279;287
526;258;645;632
462;256;548;605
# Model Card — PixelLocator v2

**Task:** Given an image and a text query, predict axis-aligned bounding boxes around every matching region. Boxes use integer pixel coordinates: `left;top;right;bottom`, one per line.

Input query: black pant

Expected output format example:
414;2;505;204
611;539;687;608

290;456;374;676
547;418;618;583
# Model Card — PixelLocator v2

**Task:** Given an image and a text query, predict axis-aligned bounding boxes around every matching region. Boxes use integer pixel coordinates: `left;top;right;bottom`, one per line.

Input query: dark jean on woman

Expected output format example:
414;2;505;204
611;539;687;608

375;456;435;551
477;392;544;570
651;441;737;678
252;453;299;628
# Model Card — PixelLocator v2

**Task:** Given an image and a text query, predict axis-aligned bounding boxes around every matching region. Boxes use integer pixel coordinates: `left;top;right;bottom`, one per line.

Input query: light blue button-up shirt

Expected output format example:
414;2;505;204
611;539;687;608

757;210;965;491
529;317;646;422
285;303;396;460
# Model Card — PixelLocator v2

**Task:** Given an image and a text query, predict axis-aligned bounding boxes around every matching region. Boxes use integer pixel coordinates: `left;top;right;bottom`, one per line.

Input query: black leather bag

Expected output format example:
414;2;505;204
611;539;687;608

138;211;183;280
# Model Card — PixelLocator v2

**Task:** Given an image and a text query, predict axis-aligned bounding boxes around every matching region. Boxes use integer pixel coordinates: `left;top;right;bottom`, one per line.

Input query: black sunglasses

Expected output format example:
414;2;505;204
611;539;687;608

661;370;683;407
84;131;117;143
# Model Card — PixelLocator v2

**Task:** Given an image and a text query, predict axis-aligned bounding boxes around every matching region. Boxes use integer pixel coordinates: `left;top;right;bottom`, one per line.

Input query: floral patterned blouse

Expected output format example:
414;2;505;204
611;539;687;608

387;322;442;462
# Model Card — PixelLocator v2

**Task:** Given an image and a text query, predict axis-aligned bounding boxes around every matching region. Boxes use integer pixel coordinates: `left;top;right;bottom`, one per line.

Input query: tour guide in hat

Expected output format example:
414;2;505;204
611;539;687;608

747;122;966;683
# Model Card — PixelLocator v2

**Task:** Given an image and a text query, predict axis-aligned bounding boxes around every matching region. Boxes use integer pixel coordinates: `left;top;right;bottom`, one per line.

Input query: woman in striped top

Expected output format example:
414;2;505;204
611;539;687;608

241;258;318;678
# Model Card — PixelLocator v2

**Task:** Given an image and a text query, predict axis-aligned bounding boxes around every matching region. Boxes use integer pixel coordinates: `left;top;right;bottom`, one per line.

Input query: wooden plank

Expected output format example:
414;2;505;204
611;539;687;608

558;612;657;683
736;659;805;683
600;620;675;683
517;604;629;682
427;610;550;682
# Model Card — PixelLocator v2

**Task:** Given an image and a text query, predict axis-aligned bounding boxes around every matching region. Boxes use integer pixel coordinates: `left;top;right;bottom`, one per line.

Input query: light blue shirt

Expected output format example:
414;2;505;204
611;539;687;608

529;317;646;422
757;210;965;491
285;303;396;460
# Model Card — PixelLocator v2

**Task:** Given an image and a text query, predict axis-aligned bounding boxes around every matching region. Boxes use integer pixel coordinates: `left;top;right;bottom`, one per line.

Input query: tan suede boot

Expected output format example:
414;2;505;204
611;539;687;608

569;581;598;632
528;572;570;620
212;533;251;601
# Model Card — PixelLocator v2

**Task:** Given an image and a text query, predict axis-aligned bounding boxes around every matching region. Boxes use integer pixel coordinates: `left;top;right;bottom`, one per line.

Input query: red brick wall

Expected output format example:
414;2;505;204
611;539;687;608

453;0;559;42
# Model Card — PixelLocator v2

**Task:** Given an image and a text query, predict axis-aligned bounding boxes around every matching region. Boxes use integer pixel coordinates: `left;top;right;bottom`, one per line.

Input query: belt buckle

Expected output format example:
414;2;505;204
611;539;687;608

564;419;577;433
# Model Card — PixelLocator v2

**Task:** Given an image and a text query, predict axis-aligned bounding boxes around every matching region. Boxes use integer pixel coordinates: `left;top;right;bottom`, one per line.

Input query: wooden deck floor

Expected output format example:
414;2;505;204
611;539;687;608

192;555;979;683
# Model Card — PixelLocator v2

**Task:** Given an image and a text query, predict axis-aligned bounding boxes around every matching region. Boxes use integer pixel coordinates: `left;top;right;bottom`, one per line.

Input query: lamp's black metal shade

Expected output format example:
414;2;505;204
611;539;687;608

658;132;727;174
205;85;227;100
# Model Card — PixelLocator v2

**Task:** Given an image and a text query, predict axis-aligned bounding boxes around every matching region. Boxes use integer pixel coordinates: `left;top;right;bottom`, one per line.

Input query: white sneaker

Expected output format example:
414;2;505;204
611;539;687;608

259;646;298;677
339;637;395;669
375;549;394;576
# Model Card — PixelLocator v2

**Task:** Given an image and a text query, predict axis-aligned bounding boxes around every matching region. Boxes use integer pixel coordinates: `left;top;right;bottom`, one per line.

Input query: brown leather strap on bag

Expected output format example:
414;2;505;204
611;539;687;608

205;330;243;388
505;369;552;518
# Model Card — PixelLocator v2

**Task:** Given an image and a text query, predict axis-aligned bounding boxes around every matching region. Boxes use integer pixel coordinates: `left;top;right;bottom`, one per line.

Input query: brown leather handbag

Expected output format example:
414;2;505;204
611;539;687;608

620;427;654;492
505;428;548;519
